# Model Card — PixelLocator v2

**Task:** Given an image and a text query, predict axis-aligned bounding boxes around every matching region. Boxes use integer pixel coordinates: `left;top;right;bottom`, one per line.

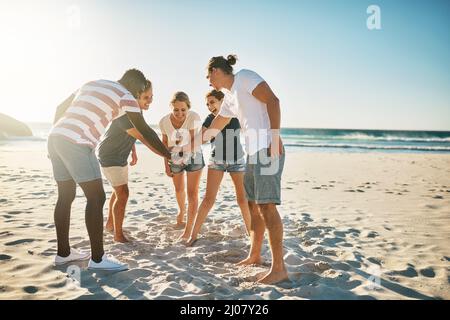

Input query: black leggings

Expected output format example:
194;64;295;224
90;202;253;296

54;179;105;262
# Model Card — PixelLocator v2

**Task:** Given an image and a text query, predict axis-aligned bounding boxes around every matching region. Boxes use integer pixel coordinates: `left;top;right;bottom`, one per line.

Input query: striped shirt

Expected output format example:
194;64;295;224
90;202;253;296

49;80;141;149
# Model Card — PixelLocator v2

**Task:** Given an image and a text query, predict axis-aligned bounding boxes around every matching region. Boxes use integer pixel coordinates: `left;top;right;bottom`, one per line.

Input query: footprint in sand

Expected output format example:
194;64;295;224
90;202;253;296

419;267;435;278
8;211;24;215
285;253;303;265
387;266;418;278
365;231;379;238
333;231;346;237
5;239;35;246
23;286;39;294
367;257;382;266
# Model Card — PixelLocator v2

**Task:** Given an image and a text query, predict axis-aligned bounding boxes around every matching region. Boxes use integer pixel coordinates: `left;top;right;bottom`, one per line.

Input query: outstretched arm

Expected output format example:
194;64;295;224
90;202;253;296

53;93;76;124
126;127;167;158
184;115;231;152
126;112;171;159
161;134;173;177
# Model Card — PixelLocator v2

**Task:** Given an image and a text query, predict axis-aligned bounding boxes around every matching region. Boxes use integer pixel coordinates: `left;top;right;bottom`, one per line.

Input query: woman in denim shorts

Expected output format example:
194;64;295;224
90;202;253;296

159;92;205;240
185;90;251;246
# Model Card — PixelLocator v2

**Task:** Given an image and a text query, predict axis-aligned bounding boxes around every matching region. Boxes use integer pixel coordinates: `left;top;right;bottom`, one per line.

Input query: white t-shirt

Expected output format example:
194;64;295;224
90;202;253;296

218;69;271;156
159;110;202;150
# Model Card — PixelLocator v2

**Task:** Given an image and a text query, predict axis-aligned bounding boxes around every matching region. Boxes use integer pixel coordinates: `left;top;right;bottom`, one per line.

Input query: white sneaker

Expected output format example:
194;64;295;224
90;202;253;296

88;254;128;271
54;248;90;266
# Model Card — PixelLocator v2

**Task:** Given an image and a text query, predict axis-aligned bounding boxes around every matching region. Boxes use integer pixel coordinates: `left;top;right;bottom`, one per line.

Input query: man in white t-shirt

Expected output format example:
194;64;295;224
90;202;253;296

181;55;287;284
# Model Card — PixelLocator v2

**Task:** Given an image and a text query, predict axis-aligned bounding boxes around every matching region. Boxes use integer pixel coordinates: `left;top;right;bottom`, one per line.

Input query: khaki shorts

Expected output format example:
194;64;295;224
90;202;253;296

244;147;285;205
101;166;128;187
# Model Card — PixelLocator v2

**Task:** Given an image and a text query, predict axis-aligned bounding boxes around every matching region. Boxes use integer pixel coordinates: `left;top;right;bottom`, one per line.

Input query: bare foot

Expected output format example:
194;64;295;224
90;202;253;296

114;234;130;243
105;223;114;233
236;256;263;266
176;212;185;226
185;237;198;247
177;233;189;243
257;268;289;284
174;221;185;229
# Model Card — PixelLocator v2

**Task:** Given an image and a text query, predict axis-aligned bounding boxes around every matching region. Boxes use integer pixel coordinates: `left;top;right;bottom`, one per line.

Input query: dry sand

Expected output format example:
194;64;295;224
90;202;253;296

0;144;449;299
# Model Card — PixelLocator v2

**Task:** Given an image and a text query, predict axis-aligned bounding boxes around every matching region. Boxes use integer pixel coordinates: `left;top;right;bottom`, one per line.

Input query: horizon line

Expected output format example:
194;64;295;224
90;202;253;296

22;121;450;133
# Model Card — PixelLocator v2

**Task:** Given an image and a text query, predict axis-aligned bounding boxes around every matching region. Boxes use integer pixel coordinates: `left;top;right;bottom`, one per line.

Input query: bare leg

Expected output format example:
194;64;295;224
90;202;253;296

112;184;129;243
186;169;224;246
171;172;186;227
105;191;116;233
79;179;106;263
237;201;265;266
54;180;76;257
256;203;288;284
229;172;251;236
178;169;202;241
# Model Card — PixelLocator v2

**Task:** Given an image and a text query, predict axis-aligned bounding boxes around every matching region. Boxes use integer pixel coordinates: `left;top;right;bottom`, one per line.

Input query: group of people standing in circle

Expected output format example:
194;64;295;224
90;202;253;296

48;54;288;284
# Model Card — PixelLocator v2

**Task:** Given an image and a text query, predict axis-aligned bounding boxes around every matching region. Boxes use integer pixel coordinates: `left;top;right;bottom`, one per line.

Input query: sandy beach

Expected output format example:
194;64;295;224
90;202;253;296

0;143;449;300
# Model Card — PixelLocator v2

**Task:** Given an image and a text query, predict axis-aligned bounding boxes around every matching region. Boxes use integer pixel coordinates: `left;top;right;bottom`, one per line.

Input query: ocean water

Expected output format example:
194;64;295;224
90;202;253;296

1;122;450;154
281;128;450;153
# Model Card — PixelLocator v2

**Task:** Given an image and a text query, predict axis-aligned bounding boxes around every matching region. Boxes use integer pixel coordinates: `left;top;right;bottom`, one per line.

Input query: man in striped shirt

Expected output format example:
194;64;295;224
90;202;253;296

48;69;170;271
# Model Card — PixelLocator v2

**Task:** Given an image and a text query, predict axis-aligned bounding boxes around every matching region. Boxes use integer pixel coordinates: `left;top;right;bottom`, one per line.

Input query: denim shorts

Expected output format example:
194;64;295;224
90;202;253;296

169;152;205;174
208;157;246;173
244;147;285;205
47;135;102;184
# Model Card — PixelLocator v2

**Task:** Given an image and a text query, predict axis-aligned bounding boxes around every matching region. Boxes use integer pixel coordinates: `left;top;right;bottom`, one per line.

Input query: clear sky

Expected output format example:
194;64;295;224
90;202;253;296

0;0;449;130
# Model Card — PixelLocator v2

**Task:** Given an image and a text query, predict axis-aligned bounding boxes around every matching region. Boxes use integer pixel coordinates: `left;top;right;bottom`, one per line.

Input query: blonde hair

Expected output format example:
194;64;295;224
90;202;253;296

170;91;191;109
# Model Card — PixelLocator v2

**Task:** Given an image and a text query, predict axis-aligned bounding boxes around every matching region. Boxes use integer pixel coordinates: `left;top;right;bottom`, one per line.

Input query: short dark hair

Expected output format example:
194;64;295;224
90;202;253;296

207;54;237;75
118;69;147;98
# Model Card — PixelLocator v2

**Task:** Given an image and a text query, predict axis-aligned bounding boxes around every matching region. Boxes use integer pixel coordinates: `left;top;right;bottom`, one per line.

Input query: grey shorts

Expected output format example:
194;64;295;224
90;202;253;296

244;148;285;205
208;157;246;173
170;152;205;174
47;135;102;184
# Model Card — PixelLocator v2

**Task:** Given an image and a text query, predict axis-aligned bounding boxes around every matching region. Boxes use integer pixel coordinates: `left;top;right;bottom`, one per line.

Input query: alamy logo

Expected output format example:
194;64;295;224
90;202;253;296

365;265;382;290
367;5;381;30
66;5;81;31
66;265;81;285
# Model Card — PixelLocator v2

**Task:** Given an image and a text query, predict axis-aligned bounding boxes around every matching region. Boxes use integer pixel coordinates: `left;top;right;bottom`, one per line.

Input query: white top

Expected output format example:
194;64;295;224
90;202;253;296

159;110;202;151
218;69;271;156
